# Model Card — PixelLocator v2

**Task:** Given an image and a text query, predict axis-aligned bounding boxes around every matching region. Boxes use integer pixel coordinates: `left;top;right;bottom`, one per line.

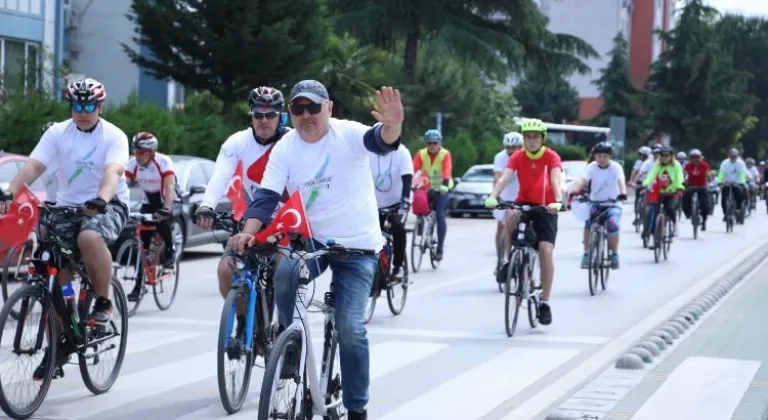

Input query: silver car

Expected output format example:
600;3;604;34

449;164;495;218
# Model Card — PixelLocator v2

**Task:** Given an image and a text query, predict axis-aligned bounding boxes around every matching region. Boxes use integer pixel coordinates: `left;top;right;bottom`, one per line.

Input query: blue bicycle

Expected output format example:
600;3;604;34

212;213;279;414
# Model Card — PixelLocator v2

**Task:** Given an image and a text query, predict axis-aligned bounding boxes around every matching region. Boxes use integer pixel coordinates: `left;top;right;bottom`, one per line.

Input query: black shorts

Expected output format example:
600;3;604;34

525;211;558;246
51;200;128;250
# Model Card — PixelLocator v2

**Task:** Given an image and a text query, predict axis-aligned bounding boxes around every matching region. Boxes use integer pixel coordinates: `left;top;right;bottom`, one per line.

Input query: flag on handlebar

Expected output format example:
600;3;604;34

0;185;40;251
254;191;312;245
227;161;247;221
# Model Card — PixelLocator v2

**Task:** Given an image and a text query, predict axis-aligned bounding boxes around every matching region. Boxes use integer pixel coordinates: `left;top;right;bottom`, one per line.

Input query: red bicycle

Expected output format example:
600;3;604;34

114;212;180;317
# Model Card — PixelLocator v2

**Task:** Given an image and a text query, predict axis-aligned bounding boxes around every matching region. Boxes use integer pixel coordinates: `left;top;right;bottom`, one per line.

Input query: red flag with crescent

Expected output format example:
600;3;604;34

254;191;312;245
0;185;40;251
227;161;247;221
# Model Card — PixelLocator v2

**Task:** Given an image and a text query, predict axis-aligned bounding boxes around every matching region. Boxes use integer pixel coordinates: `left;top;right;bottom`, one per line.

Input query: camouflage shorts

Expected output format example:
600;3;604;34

50;201;128;251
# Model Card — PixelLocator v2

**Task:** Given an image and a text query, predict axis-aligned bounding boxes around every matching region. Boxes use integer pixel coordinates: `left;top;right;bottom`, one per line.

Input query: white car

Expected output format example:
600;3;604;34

561;160;588;207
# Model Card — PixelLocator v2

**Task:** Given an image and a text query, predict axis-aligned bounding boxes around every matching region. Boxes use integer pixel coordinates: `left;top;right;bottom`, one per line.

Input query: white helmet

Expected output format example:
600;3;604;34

638;146;651;155
689;149;702;157
677;151;686;160
503;132;523;147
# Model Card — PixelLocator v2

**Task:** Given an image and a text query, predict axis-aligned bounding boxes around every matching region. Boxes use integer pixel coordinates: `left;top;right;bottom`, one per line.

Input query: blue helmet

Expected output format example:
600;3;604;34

424;129;442;142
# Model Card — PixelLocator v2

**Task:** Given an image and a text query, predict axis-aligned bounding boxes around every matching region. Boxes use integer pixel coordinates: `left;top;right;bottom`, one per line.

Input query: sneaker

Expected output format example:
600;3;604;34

538;302;552;325
127;285;142;302
433;248;443;262
610;253;619;269
88;297;113;325
580;253;590;269
348;409;368;420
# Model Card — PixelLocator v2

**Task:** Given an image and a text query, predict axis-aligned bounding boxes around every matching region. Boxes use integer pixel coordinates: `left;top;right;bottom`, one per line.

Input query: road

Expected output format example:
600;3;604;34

2;203;768;420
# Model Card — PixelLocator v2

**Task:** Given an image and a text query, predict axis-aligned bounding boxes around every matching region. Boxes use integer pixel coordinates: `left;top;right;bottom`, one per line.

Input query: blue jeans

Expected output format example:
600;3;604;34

429;190;451;249
273;240;378;411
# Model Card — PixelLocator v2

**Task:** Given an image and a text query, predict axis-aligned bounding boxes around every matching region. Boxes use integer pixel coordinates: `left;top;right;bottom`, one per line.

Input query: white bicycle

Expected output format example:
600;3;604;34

257;240;374;420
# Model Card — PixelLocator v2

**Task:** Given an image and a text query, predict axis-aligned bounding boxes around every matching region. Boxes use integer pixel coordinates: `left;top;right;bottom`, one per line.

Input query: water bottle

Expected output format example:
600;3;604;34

62;281;78;324
383;243;392;259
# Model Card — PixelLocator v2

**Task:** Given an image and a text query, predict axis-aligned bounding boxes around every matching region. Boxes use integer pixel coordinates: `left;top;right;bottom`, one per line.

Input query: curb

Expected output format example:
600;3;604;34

544;245;768;420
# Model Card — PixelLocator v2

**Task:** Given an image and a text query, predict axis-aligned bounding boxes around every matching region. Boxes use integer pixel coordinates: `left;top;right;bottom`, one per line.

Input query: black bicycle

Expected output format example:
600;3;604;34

723;185;736;233
365;206;409;324
633;187;645;234
583;199;619;296
651;195;676;263
0;205;128;420
687;186;705;239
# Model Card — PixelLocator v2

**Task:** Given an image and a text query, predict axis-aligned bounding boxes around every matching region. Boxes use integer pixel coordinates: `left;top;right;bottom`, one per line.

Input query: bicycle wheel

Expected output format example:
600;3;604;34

217;286;255;413
78;277;129;395
364;270;379;324
663;218;673;260
599;232;610;291
114;239;142;317
526;252;540;329
587;228;598;296
653;215;663;263
633;199;641;233
410;217;424;273
257;328;305;420
387;254;408;316
1;241;33;320
691;196;699;239
428;218;440;269
153;256;179;311
0;284;56;420
321;327;345;420
504;250;523;337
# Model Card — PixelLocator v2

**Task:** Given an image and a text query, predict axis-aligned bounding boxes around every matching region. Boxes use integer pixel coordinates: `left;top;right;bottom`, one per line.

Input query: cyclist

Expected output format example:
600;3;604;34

40;121;59;205
370;142;413;279
632;145;661;186
630;146;651;199
642;146;684;239
492;132;523;276
717;148;748;222
194;86;290;300
745;157;760;209
485;118;564;326
229;81;403;420
124;133;178;300
412;129;453;261
570;142;627;269
677;151;687;168
2;77;130;378
681;149;711;230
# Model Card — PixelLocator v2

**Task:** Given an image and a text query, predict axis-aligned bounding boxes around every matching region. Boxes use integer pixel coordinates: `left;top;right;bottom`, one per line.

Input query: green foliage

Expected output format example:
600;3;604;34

0;89;69;154
549;143;587;161
514;70;580;123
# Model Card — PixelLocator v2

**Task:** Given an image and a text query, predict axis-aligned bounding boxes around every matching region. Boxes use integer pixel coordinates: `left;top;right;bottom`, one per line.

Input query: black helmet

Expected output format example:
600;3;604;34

593;142;613;155
248;86;284;110
41;121;56;135
132;132;159;151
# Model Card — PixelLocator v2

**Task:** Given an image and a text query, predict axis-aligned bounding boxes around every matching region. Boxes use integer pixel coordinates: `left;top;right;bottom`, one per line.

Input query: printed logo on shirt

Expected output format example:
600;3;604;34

67;145;98;186
304;156;331;210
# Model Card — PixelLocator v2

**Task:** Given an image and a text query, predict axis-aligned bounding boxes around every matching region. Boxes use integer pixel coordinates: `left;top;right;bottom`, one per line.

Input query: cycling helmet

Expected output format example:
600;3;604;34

424;129;442;142
659;146;673;155
132;132;159;151
728;148;739;157
41;121;56;135
746;157;755;165
676;151;686;160
503;132;523;147
638;146;651;156
520;118;547;135
760;161;765;165
689;149;702;157
651;145;662;154
64;77;106;103
248;86;284;110
593;142;613;155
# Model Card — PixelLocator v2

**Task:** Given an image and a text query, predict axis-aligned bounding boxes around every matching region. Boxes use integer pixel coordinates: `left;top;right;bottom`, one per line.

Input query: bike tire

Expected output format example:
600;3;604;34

387;254;408;316
588;229;598;296
79;277;129;395
504;251;523;337
428;218;440;269
217;287;254;414
633;200;641;233
1;241;33;321
153;258;180;311
321;325;345;420
600;233;609;291
0;284;56;420
527;253;540;329
257;328;305;420
653;215;662;263
410;218;424;273
662;219;671;261
114;239;142;317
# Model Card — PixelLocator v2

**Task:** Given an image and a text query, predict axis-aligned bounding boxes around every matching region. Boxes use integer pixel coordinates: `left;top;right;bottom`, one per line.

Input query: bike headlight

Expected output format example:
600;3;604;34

235;260;245;270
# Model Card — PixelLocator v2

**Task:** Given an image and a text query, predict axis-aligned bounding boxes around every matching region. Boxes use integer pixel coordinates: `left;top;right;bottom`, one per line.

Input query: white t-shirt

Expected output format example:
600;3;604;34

29;119;130;206
747;166;759;182
638;157;655;178
370;144;413;208
261;119;386;251
41;165;58;202
126;153;176;204
493;150;519;201
582;161;625;202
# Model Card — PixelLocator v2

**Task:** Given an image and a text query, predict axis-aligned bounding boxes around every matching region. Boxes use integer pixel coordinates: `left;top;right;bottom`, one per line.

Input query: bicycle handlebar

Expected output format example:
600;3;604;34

129;212;158;223
237;240;375;262
494;201;566;212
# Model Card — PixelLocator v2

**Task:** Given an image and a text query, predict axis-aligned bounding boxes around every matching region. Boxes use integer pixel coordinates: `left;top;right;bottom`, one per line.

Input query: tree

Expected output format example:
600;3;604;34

647;0;754;156
123;0;330;114
591;32;648;146
328;0;598;83
514;71;580;123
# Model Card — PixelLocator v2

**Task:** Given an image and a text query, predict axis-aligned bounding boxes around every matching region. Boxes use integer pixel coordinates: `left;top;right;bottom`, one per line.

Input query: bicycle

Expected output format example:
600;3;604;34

0;205;128;420
632;187;645;234
365;206;409;324
649;194;676;263
583;198;619;296
494;201;555;338
114;212;181;317
257;240;374;420
1;240;34;320
687;186;704;240
410;189;440;273
723;185;736;233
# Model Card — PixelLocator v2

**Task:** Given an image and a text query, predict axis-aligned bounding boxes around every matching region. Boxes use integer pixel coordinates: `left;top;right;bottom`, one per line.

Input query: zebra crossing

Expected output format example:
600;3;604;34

6;315;605;420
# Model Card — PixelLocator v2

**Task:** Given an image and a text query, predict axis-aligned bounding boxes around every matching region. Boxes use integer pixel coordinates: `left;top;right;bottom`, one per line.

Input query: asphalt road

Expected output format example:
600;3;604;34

2;202;767;420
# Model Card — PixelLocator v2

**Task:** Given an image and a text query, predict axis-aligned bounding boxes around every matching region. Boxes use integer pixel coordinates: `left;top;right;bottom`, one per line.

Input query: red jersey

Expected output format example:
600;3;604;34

684;161;710;187
506;147;563;205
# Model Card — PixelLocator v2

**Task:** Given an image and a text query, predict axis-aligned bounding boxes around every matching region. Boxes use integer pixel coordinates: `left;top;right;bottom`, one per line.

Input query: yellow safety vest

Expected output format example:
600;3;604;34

419;148;454;190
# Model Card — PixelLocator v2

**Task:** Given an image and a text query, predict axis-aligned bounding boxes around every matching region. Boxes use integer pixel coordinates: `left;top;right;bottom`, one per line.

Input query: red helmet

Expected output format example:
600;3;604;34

64;77;106;103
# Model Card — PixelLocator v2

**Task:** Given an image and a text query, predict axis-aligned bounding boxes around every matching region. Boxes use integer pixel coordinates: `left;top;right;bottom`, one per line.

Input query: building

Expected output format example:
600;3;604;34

0;0;63;92
539;0;675;120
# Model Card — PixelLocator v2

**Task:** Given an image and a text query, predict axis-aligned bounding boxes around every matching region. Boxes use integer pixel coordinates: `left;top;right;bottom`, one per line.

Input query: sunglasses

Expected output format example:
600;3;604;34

289;102;323;116
251;111;279;120
71;103;97;114
134;149;150;155
426;141;440;146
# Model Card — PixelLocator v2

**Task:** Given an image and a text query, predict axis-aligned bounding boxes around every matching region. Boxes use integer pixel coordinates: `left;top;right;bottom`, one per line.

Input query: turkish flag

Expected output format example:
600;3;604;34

0;185;40;251
227;161;247;221
646;180;661;204
254;191;312;245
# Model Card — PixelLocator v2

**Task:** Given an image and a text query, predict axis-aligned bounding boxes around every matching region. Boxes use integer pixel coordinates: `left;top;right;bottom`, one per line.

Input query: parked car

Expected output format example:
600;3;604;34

449;164;495;218
562;160;588;207
109;155;233;259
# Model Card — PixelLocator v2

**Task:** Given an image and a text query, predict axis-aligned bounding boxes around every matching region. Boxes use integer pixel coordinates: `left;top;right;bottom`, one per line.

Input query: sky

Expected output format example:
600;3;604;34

705;0;768;16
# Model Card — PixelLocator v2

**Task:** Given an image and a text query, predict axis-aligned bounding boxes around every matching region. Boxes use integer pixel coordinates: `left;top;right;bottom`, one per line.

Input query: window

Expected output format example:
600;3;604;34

0;38;42;92
186;163;207;191
461;168;495;183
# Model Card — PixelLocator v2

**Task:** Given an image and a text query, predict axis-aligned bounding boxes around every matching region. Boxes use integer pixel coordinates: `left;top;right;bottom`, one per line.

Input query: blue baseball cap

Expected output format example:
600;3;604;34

290;80;330;104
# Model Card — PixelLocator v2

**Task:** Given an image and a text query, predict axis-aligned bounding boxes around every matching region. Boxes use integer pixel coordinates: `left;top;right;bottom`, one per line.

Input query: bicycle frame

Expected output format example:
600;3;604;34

222;260;271;353
134;223;163;286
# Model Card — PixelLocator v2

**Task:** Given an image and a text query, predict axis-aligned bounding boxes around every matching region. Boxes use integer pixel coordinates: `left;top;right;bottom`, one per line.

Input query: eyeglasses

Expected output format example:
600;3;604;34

71;103;97;114
251;111;279;120
289;102;323;116
134;149;150;155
